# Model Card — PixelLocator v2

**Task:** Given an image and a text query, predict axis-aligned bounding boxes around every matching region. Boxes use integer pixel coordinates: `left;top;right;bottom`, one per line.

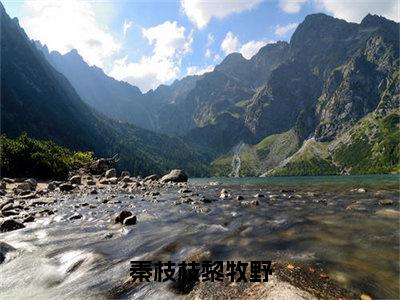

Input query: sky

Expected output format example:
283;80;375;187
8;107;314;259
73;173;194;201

3;0;399;92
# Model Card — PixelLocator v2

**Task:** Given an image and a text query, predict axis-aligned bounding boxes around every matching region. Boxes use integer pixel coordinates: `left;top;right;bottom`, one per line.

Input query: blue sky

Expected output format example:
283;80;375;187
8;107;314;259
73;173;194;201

3;0;398;92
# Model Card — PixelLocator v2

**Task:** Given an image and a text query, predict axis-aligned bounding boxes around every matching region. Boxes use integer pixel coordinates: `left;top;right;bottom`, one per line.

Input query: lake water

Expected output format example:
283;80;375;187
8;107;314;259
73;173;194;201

1;174;399;299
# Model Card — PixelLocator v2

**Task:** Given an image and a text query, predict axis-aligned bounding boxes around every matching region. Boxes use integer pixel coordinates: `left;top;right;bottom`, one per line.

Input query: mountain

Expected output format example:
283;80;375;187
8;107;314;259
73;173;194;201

0;4;209;177
211;13;399;176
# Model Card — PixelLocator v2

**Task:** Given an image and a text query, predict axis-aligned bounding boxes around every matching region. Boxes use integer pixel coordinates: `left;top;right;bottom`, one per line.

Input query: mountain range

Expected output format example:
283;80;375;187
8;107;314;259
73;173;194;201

2;2;399;177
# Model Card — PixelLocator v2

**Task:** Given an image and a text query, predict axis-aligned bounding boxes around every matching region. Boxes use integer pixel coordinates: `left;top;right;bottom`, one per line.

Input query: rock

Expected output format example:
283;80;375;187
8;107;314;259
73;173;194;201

25;178;37;190
150;191;160;196
144;174;158;181
181;197;193;204
375;209;400;218
241;200;259;207
254;193;265;198
120;171;130;177
346;204;366;211
1;209;20;217
69;213;82;220
47;182;56;191
281;189;294;193
123;215;137;226
160;169;188;183
357;188;367;193
179;188;191;194
23;215;35;223
16;182;31;191
236;195;244;200
105;168;117;178
121;176;132;183
1;182;6;190
99;178;109;185
306;192;319;197
3;178;15;183
90;189;98;195
0;219;25;232
59;183;74;192
87;179;96;186
109;177;118;185
0;242;16;263
69;175;81;185
114;211;132;224
378;199;393;206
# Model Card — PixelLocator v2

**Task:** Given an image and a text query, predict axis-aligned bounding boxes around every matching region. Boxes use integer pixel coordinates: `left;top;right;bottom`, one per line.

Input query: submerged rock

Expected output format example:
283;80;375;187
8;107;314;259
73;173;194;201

160;169;188;183
69;213;82;220
123;215;137;226
114;211;132;224
236;195;244;200
378;199;393;206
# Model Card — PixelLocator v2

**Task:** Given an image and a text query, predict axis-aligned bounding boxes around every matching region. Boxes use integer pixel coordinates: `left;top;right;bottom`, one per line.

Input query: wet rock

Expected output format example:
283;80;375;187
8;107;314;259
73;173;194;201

99;178;109;185
150;191;160;196
69;213;82;220
16;182;31;191
281;189;294;193
0;200;12;210
3;178;15;183
114;210;132;224
236;195;244;200
89;188;98;195
47;182;56;191
60;183;74;192
1;182;6;190
109;177;118;185
241;200;259;207
0;242;16;264
144;174;158;181
129;195;134;199
357;188;367;193
346;204;366;211
306;192;319;197
69;175;81;185
375;209;400;218
180;197;193;204
23;214;35;223
0;219;25;232
121;176;132;183
105;168;117;178
378;199;393;206
179;188;191;194
160;169;188;183
2;209;20;217
123;215;137;226
201;197;212;203
254;193;265;198
25;178;37;190
87;179;96;186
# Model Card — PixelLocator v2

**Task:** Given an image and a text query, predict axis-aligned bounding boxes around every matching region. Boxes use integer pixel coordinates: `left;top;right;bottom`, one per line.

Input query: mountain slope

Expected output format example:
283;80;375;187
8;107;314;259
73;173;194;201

0;4;209;176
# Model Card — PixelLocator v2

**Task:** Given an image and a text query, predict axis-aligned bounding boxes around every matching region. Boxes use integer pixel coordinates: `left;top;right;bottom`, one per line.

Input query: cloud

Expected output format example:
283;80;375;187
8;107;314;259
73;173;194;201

240;40;268;59
274;22;298;36
109;21;193;92
316;0;399;22
220;32;267;59
206;33;214;47
279;0;306;13
186;64;215;76
20;0;120;68
123;19;133;37
220;31;240;55
205;48;212;58
180;0;262;29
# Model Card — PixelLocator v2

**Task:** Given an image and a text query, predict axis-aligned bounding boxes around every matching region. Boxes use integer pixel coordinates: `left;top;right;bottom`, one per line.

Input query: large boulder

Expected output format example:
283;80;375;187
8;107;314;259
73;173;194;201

160;169;188;183
25;178;37;190
105;168;117;179
59;183;74;192
114;211;132;224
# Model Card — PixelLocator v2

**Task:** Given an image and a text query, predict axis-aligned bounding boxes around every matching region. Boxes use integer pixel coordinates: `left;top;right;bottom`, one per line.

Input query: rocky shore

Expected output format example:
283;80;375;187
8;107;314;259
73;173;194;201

1;163;398;299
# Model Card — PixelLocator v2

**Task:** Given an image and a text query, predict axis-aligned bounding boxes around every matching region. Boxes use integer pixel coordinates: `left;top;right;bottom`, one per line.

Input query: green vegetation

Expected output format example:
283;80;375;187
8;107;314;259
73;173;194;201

333;112;400;174
0;134;94;180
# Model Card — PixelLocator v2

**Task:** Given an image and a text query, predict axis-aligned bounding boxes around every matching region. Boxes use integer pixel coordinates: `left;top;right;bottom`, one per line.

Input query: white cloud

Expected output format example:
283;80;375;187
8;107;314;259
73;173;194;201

206;33;215;47
279;0;306;13
205;48;212;58
180;0;262;29
240;40;268;59
20;0;120;68
220;32;267;59
220;31;240;55
316;0;399;22
274;22;298;36
109;21;193;92
186;64;215;76
123;19;133;37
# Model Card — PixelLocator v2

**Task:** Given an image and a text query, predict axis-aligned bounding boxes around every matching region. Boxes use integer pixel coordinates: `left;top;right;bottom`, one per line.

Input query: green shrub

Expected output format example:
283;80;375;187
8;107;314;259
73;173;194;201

0;133;93;180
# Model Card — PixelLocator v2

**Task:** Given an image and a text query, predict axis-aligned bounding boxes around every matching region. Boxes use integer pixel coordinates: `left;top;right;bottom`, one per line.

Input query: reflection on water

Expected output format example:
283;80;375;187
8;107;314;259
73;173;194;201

0;175;399;299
